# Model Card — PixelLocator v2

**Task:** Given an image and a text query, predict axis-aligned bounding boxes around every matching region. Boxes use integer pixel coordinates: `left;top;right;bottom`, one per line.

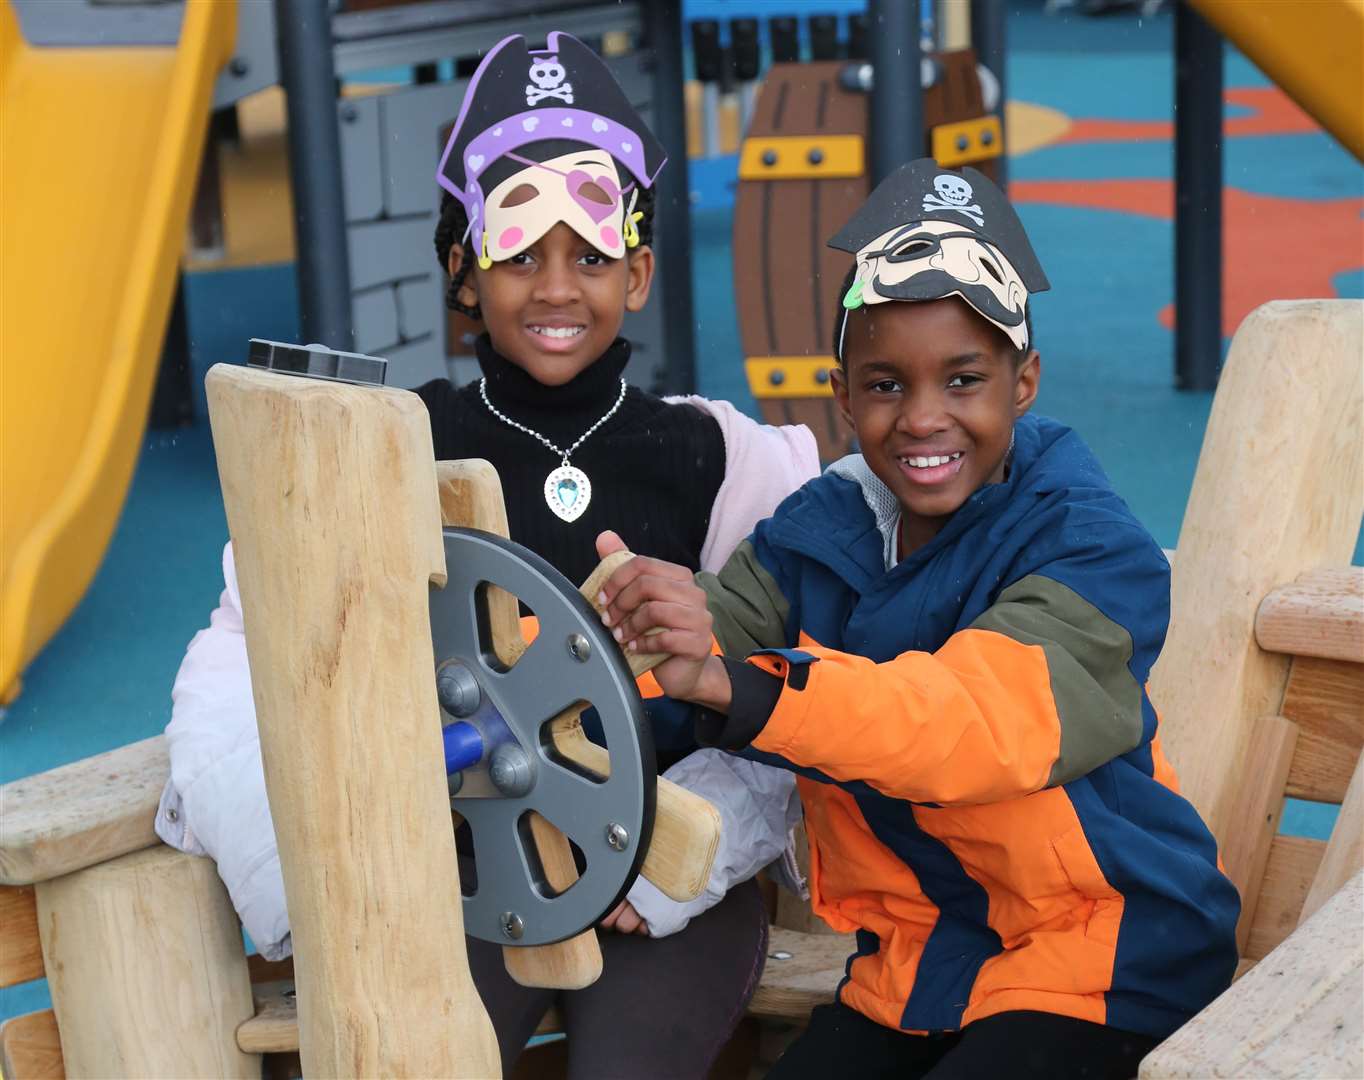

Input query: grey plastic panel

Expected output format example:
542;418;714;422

339;95;384;223
381;336;448;390
396;275;442;343
212;0;280;109
12;0;183;46
348;217;431;292
382;81;465;219
332;2;641;77
352;286;401;355
605;53;651;112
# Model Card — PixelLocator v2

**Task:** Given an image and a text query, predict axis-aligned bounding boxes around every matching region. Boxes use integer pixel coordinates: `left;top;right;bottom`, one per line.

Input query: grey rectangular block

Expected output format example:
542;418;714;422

382;82;467;218
381;335;448;390
348;217;432;292
396;275;442;343
353;286;401;355
339;94;384;222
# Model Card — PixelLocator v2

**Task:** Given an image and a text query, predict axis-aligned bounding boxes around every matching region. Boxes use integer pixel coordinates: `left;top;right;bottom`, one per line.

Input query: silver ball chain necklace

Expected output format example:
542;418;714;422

479;376;628;523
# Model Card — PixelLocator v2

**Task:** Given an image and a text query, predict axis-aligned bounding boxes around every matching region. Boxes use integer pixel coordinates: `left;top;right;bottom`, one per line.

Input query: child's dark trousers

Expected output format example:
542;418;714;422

769;1001;1159;1080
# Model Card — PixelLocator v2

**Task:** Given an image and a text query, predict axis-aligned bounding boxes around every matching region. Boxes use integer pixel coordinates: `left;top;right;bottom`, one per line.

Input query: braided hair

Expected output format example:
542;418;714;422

433;176;658;319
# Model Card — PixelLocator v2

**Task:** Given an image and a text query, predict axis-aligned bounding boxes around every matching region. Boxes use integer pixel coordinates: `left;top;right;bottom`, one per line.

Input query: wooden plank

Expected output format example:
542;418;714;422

747;927;856;1022
237;981;564;1056
1149;300;1364;844
1285;726;1359;803
37;846;258;1078
208;364;498;1078
1280;655;1364;748
0;1009;64;1080
501;806;602;992
237;980;299;1054
1301;753;1364;924
0;736;166;886
0;884;42;988
436;460;604;994
1282;654;1363;804
1139;870;1363;1080
1256;566;1364;664
1218;715;1298;954
1244;835;1326;962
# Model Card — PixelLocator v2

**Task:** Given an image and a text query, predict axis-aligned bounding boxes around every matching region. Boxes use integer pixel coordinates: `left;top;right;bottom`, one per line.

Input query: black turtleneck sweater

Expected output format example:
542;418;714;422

415;336;726;589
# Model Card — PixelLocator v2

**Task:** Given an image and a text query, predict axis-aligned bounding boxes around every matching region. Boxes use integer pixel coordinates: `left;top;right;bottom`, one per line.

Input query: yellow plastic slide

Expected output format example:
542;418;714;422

1190;0;1363;162
0;0;236;702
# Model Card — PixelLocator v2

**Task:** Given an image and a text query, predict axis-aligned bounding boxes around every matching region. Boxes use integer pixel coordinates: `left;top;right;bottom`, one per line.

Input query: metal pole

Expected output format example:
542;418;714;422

1173;0;1223;391
869;0;922;185
971;0;1008;189
644;0;696;395
275;0;353;350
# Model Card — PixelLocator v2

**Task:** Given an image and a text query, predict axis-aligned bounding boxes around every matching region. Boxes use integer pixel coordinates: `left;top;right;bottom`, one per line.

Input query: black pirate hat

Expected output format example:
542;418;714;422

829;160;1049;353
437;32;667;257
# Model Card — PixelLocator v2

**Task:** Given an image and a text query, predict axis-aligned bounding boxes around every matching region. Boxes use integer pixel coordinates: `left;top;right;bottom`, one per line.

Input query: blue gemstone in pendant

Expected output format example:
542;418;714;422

557;477;579;508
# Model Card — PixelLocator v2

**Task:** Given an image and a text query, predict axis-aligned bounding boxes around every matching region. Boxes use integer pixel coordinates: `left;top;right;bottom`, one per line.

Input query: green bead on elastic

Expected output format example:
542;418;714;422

842;278;866;309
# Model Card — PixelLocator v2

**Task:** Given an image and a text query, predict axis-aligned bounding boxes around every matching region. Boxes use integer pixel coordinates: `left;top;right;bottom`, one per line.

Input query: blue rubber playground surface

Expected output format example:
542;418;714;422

2;0;1361;1025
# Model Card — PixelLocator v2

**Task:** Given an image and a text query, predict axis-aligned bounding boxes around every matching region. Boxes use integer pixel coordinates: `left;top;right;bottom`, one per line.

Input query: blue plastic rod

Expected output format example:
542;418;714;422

443;721;484;775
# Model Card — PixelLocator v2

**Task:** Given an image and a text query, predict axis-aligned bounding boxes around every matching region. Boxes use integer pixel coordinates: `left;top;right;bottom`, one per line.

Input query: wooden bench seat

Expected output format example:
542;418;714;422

230;923;857;1058
0;736;166;887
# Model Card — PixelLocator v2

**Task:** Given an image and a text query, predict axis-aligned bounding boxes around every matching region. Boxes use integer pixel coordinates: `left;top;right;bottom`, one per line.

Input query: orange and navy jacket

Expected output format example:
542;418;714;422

694;414;1240;1040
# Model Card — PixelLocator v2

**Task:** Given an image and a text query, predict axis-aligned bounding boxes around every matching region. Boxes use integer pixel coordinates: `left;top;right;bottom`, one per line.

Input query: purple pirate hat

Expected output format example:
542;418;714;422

437;32;668;253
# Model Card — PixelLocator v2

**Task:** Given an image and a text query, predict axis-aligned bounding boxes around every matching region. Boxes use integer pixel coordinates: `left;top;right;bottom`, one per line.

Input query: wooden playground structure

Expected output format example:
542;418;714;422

1;298;1361;1078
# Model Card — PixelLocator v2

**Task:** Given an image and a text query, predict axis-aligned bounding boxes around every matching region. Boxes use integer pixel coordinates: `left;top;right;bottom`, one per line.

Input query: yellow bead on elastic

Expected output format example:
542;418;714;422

477;231;492;270
624;211;644;249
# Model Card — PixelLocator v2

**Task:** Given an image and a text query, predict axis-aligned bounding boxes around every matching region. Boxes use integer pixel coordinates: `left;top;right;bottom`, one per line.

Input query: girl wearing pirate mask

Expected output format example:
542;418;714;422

154;31;818;1080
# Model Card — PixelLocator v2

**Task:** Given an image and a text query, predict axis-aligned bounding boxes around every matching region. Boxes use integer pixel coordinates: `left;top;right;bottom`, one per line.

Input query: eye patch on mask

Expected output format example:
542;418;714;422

480;148;640;262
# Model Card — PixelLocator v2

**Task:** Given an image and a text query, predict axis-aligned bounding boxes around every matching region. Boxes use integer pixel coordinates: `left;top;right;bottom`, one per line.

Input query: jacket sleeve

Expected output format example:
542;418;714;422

695;530;799;656
742;527;1168;806
626;750;801;937
155;542;293;960
665;395;820;572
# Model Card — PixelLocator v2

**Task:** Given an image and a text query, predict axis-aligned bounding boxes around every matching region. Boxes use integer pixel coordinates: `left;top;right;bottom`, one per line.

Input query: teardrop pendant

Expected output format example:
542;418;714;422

544;464;592;523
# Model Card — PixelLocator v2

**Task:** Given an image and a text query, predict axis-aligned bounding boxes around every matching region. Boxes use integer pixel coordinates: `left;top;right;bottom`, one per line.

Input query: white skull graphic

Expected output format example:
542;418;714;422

934;174;973;206
528;58;567;90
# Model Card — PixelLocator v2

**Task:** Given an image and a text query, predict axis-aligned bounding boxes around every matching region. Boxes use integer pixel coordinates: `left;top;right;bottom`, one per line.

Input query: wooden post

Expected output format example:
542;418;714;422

207;365;498;1078
1149;300;1364;848
35;846;258;1078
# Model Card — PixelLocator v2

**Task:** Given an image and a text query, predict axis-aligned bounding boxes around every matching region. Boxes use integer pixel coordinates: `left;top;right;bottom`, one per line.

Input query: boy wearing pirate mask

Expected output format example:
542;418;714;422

155;32;820;1080
596;161;1240;1078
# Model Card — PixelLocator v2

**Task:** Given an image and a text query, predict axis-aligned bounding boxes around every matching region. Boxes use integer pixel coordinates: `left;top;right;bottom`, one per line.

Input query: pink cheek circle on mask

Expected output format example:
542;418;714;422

497;226;524;251
599;225;620;249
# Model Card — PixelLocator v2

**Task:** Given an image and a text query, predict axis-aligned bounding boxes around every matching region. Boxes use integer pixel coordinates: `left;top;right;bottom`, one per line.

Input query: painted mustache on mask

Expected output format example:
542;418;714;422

867;267;1027;332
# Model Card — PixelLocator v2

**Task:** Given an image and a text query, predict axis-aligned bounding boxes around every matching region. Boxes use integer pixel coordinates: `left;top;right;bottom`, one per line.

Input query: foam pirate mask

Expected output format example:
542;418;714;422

437;32;667;264
829;160;1050;353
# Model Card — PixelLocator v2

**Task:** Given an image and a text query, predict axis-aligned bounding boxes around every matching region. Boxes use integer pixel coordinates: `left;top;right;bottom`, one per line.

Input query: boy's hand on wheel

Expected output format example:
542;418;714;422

593;532;728;707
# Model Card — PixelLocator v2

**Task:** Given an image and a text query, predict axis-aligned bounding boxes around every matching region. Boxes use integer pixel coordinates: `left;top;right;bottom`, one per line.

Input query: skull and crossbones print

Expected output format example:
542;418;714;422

922;174;984;226
526;56;574;105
